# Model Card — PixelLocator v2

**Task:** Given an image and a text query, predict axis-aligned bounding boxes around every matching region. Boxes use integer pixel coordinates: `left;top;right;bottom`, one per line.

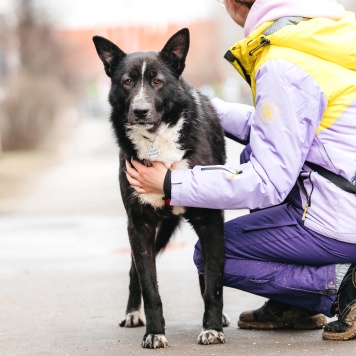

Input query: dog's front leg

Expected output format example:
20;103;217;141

119;256;145;328
127;217;168;349
187;208;226;345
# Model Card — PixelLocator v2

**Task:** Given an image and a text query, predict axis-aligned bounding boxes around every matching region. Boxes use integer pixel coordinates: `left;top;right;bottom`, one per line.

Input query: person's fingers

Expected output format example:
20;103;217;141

125;172;142;188
125;159;134;172
125;158;165;195
135;187;146;194
125;160;141;179
128;181;147;194
151;160;164;168
130;158;146;173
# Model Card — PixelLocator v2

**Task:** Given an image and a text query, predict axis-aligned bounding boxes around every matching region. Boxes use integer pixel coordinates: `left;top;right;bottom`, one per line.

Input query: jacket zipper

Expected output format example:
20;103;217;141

298;171;315;221
224;50;251;87
225;36;271;86
249;37;271;56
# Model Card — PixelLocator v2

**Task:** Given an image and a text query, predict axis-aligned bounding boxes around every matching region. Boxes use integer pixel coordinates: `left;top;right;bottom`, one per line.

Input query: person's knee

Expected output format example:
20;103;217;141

193;241;205;275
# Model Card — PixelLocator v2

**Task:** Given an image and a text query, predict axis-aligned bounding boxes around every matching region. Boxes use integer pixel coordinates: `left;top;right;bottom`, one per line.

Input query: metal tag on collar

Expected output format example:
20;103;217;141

147;145;160;160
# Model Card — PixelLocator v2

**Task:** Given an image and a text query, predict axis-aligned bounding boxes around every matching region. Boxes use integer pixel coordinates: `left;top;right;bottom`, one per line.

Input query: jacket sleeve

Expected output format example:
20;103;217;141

211;97;254;142
170;60;328;210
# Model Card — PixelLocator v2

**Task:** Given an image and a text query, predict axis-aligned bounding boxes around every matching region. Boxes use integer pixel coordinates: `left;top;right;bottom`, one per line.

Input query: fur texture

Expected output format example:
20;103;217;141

93;28;227;348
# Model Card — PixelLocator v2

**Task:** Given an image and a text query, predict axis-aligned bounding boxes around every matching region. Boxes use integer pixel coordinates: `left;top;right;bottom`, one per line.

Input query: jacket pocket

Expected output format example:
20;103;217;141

243;220;298;232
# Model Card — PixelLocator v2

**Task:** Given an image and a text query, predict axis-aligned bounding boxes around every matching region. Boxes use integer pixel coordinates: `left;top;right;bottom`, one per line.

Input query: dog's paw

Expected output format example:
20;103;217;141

119;311;145;328
142;334;168;348
197;329;226;345
222;312;231;327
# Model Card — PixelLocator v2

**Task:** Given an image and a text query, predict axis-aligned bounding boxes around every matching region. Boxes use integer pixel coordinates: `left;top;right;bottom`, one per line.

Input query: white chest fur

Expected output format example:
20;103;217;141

126;117;189;214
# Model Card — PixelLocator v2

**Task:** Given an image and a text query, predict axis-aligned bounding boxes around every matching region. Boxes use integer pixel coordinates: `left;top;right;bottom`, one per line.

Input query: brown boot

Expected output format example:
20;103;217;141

238;299;327;330
323;264;356;341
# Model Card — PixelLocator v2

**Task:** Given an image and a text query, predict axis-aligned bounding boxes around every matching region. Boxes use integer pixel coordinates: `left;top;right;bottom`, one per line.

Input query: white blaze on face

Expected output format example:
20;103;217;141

132;60;149;107
141;61;146;85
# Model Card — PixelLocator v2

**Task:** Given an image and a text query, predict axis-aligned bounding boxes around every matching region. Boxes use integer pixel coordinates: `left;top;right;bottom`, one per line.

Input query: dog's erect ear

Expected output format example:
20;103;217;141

159;28;190;77
92;36;126;78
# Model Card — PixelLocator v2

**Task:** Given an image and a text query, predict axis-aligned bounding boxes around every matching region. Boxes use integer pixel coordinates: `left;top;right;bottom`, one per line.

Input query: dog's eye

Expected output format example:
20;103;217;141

153;78;162;85
124;79;133;85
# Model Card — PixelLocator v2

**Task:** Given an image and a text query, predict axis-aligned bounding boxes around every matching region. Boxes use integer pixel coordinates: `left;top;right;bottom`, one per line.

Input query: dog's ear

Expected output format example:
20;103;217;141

159;28;190;77
92;36;126;78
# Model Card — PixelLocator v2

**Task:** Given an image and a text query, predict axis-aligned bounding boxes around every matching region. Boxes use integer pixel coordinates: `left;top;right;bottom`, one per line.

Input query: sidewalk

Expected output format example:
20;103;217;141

0;118;355;355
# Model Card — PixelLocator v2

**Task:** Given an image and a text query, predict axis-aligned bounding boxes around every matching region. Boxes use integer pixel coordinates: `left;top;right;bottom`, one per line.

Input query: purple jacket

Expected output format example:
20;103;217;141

170;4;356;244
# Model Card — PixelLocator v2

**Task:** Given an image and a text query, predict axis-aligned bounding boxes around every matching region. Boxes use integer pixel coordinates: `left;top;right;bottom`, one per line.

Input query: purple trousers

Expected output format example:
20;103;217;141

194;203;356;317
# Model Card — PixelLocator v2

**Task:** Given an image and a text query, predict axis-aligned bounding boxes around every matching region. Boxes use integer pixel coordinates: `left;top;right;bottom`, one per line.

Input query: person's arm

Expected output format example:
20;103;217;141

211;97;254;143
170;60;328;210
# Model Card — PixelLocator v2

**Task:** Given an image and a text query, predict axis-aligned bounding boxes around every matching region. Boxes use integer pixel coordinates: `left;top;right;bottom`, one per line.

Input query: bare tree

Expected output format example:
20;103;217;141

0;0;78;151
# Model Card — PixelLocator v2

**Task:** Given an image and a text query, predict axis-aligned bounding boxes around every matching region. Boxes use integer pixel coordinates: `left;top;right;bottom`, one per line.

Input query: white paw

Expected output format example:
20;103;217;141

222;312;231;327
197;329;226;345
142;334;168;348
119;311;145;328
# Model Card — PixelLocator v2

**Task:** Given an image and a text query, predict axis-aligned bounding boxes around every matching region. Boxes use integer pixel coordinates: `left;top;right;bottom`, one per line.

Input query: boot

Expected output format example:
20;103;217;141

238;299;327;330
323;264;356;341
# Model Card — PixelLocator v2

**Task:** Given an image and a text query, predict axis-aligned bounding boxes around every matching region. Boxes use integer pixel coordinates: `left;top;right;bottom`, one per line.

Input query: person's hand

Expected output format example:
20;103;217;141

125;159;168;195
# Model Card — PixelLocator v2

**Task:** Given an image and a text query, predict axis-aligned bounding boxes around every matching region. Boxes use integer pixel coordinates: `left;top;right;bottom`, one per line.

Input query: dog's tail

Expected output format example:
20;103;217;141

155;215;181;254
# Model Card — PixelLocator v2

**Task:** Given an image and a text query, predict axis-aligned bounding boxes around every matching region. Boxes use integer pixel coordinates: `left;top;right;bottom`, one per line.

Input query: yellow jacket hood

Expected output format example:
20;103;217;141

228;12;356;80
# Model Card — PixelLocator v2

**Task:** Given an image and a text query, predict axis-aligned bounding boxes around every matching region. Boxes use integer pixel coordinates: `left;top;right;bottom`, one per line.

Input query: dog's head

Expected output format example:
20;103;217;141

92;28;190;132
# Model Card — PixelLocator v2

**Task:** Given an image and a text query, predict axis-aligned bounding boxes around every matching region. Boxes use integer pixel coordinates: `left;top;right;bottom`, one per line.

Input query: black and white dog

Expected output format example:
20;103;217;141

93;28;227;348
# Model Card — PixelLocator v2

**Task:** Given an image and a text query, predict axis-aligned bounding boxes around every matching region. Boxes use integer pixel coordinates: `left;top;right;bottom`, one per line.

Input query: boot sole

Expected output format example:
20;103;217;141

323;323;356;341
238;314;327;330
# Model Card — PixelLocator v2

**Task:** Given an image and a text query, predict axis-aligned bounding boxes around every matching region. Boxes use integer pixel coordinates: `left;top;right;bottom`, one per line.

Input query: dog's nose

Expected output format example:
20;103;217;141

133;104;149;119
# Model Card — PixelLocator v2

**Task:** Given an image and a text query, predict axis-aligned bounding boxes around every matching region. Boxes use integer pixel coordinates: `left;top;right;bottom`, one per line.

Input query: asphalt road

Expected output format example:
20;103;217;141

1;119;355;356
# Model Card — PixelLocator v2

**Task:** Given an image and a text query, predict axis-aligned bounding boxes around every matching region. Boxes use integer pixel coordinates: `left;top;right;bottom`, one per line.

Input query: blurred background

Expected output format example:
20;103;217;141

0;0;249;158
0;0;256;212
1;1;356;354
0;0;354;177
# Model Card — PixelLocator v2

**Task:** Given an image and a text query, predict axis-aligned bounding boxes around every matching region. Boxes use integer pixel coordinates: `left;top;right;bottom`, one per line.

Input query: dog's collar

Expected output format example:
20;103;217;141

163;199;172;209
142;134;156;143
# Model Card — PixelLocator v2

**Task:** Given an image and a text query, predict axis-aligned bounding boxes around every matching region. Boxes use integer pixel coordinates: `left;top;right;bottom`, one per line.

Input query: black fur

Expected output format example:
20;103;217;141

93;28;227;348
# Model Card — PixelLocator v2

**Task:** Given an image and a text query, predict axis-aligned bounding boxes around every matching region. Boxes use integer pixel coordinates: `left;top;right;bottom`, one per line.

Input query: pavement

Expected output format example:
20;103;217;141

1;118;356;356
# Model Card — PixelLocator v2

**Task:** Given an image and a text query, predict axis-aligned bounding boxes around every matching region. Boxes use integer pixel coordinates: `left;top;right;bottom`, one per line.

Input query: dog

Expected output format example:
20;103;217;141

93;28;228;349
